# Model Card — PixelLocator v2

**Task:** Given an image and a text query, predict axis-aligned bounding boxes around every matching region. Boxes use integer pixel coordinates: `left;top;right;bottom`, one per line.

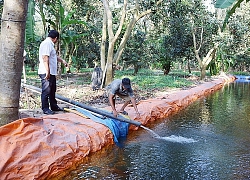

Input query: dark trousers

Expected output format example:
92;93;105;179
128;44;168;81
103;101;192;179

39;74;58;111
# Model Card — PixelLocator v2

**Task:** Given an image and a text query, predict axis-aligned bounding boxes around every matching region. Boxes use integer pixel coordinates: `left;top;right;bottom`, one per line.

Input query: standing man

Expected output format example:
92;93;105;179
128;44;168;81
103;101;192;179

38;30;68;115
106;78;140;118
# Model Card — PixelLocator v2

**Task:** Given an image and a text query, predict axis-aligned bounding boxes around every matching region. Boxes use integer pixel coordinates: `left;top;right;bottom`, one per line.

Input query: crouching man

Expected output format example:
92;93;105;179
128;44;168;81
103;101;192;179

105;78;140;118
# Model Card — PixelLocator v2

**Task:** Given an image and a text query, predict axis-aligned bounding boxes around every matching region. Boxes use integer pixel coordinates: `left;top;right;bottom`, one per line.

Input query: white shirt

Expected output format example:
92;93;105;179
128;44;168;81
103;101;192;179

38;37;58;75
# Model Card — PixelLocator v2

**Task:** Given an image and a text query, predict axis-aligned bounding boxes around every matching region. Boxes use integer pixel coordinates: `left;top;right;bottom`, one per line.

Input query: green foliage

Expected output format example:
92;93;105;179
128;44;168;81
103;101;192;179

221;4;250;72
232;71;250;75
20;0;250;77
25;67;38;77
24;67;196;94
0;0;3;18
166;1;193;57
63;0;102;69
114;69;194;90
169;69;211;77
215;0;250;30
148;0;210;75
122;30;148;74
74;67;93;73
25;0;39;70
133;75;192;89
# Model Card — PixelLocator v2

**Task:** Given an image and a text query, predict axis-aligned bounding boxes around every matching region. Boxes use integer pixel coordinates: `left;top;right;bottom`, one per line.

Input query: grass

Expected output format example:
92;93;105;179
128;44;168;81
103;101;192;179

114;68;196;91
231;71;250;76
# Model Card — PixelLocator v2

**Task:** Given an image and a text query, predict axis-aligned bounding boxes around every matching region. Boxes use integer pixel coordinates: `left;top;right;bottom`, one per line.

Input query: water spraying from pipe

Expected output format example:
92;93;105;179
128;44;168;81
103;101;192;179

140;125;160;138
140;125;197;143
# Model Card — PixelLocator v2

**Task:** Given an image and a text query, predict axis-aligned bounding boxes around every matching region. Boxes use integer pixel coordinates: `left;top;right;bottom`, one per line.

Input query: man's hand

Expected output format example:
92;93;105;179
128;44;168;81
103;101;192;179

45;73;50;80
58;57;68;67
63;60;68;67
112;110;118;117
135;112;140;119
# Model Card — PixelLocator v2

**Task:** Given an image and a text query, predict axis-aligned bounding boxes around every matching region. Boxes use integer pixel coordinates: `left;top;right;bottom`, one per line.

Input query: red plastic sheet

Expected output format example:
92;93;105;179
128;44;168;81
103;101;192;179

0;75;235;179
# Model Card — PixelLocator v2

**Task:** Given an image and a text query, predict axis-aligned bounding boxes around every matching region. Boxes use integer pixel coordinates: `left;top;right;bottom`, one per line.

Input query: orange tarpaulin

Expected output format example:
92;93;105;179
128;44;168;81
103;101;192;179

0;113;113;179
0;75;235;180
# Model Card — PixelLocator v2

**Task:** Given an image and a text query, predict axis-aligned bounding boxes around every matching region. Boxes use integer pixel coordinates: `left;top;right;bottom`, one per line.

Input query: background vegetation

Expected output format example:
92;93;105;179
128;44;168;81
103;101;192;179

2;0;250;81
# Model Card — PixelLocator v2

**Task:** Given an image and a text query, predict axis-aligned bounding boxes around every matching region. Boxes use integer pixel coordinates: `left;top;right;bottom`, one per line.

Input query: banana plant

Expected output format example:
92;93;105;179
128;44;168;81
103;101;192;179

25;0;39;71
35;0;87;73
215;0;250;30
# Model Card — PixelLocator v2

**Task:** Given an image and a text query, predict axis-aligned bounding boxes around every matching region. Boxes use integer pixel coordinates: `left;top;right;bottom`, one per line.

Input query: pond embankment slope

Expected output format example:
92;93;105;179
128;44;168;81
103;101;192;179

0;74;235;179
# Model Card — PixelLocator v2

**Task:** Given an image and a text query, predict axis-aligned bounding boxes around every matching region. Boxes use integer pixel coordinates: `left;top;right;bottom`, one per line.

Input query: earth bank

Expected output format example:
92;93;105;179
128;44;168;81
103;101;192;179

19;72;215;118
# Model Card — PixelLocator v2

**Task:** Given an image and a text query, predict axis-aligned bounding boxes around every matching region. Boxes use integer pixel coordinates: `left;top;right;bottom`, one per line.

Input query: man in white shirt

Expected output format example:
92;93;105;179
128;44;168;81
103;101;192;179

38;30;68;115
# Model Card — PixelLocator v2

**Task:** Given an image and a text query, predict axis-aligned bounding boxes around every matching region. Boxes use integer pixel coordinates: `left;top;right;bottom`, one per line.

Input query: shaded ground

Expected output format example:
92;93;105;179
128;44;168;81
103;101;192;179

19;72;208;118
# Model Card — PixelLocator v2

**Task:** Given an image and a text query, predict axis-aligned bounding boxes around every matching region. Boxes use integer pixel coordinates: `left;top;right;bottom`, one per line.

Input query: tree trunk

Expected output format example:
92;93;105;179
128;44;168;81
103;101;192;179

100;9;107;88
192;21;218;80
100;8;107;72
113;17;137;65
163;60;171;75
134;63;139;75
0;0;28;125
200;65;206;80
101;0;152;85
105;43;115;85
187;59;191;74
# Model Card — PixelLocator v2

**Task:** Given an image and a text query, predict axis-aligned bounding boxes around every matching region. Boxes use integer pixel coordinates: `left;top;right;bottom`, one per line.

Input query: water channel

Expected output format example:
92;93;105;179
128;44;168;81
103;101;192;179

63;80;250;179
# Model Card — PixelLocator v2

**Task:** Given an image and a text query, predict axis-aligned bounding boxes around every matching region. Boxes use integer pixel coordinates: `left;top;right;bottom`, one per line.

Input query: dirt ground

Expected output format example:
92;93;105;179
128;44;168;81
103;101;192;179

19;72;205;119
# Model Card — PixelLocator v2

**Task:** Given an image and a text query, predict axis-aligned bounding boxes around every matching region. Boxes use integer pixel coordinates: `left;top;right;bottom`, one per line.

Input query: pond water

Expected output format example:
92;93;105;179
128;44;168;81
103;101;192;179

63;81;250;180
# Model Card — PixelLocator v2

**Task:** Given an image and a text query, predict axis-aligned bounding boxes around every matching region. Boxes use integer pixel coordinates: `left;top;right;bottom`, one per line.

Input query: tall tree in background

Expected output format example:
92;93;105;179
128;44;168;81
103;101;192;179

0;0;28;125
101;0;162;85
191;1;219;79
161;0;193;75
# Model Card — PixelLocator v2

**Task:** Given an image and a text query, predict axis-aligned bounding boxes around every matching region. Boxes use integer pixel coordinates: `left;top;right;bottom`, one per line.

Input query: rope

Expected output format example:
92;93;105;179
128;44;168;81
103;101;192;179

63;108;89;119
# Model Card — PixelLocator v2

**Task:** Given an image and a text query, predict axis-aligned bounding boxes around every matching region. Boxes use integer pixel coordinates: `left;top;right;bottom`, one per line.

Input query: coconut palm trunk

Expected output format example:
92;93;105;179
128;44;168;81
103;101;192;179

0;0;28;126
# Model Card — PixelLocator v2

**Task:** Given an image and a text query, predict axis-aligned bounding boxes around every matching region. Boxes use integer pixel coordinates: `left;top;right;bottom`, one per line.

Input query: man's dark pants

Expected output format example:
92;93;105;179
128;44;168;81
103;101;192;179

39;74;58;111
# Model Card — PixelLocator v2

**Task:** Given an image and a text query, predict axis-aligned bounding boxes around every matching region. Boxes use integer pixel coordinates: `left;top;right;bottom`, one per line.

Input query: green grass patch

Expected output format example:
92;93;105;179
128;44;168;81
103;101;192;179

231;71;250;76
114;69;194;91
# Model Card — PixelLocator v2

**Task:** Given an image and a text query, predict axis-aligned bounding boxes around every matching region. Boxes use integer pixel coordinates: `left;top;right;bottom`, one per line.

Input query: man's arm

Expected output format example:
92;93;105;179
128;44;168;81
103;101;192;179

57;56;68;67
130;97;140;118
109;93;118;117
42;55;50;80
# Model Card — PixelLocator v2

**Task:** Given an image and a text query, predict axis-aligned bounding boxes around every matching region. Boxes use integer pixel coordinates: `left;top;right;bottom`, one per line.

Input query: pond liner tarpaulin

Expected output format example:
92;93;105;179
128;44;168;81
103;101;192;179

0;75;235;180
74;107;129;144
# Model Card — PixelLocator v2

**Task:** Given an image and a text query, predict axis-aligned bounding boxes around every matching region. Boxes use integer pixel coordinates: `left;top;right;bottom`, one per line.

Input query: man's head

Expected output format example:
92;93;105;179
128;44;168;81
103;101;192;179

48;30;59;42
122;78;132;90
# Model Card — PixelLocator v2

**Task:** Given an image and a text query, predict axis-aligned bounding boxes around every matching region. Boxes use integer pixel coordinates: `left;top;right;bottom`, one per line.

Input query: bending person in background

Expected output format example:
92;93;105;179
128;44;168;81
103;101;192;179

91;65;103;91
38;30;68;115
106;78;140;118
